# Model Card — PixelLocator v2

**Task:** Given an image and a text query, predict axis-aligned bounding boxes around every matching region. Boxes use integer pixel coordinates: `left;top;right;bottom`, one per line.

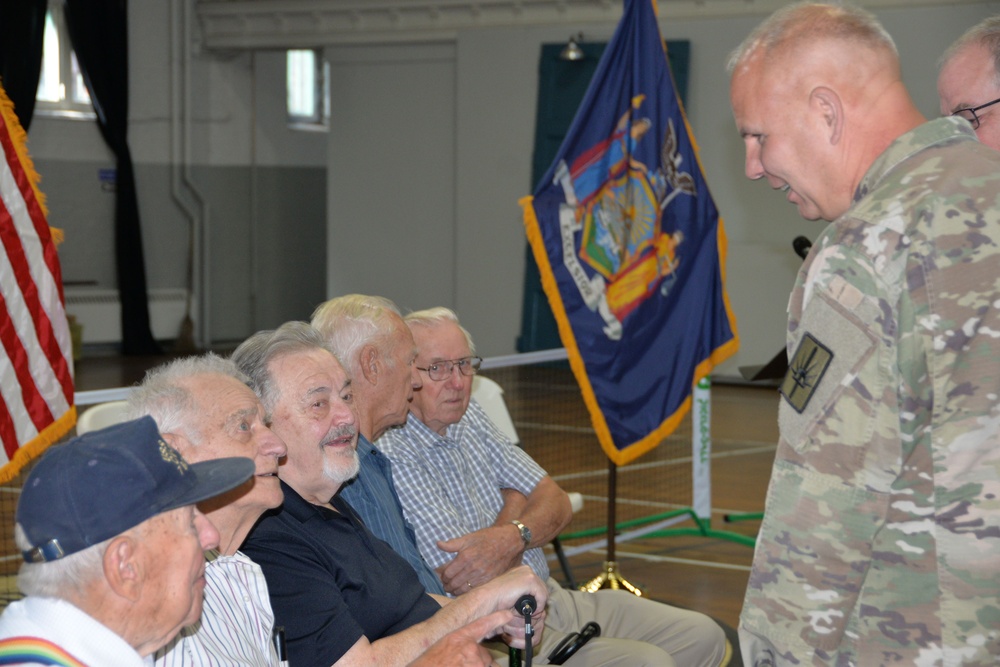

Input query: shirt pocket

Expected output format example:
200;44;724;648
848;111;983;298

740;458;890;657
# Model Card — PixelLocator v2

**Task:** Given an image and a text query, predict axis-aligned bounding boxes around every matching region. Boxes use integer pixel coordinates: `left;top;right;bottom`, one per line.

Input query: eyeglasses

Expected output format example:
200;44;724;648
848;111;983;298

952;96;1000;129
416;356;483;381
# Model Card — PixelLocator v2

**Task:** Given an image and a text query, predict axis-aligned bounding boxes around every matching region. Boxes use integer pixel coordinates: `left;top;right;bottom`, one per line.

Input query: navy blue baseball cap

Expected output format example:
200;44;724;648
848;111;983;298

17;416;254;563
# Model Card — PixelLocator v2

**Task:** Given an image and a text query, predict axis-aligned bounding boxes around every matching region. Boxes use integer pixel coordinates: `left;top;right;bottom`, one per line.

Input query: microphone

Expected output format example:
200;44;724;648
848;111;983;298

516;594;537;618
792;236;812;260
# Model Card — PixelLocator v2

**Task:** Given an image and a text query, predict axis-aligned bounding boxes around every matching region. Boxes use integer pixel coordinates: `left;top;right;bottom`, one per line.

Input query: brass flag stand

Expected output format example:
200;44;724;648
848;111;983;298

579;460;644;596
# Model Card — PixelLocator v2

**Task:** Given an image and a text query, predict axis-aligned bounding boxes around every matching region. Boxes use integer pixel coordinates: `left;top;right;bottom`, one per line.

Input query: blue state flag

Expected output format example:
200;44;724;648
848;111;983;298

520;0;738;465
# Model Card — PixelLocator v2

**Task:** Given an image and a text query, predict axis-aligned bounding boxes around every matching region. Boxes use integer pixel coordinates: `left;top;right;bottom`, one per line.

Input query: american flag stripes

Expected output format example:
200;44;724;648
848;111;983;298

0;82;75;481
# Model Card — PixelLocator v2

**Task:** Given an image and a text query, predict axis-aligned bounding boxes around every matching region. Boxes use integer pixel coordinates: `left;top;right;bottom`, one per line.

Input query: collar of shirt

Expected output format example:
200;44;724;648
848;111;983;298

854;116;975;204
0;596;151;667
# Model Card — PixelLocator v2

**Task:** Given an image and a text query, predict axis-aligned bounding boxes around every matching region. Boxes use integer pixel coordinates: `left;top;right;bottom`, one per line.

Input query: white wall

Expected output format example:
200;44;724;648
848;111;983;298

326;43;457;312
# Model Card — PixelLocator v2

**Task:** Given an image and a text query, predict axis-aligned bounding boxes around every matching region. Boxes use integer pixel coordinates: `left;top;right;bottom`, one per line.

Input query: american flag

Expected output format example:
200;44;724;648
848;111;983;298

0;82;75;481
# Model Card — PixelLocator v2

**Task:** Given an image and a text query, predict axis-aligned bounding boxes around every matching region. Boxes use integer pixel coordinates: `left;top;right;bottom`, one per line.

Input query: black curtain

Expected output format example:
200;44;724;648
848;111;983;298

0;0;47;131
64;0;160;354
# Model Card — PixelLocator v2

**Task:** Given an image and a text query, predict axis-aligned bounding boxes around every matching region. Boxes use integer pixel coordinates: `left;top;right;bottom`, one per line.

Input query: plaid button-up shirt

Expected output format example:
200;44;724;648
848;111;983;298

379;400;549;584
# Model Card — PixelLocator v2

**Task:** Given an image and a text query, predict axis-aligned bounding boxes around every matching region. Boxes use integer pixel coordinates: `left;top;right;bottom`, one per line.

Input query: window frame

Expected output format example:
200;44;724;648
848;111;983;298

286;48;329;131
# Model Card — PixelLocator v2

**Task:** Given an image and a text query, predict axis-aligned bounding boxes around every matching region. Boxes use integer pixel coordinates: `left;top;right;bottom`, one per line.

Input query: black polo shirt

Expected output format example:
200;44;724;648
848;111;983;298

243;480;441;666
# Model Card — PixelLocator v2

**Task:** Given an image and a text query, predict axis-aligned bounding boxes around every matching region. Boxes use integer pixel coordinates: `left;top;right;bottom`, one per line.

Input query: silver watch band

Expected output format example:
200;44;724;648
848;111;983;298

511;519;531;546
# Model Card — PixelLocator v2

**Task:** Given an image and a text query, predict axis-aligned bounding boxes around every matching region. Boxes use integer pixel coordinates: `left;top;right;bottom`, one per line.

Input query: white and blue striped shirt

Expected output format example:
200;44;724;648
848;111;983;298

154;550;279;667
378;400;550;583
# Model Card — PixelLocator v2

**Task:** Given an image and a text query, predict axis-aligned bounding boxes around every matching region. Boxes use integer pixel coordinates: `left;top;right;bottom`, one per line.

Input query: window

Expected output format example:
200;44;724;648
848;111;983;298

36;3;94;118
287;49;329;129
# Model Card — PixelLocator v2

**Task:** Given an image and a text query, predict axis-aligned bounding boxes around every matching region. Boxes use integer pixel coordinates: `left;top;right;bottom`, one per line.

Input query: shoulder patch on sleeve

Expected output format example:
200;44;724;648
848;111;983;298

780;333;834;414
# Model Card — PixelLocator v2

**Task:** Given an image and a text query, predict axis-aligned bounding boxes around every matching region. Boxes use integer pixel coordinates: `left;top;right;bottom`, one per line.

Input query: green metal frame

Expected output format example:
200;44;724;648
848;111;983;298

558;507;757;549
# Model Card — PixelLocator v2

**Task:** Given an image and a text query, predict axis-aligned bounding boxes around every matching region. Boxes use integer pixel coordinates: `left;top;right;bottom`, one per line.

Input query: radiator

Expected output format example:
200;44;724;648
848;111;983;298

64;288;195;344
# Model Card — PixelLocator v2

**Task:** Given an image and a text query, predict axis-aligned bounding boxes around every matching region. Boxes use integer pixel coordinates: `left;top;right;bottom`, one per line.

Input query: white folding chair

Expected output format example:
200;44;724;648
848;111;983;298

471;376;520;444
471;375;583;588
76;400;130;435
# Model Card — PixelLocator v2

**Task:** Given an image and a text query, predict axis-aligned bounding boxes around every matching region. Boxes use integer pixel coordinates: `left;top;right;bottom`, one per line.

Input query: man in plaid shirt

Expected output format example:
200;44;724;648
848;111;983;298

379;307;727;667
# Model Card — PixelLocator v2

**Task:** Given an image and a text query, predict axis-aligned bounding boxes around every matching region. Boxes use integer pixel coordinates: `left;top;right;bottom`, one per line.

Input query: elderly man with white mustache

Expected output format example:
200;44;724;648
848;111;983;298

234;322;547;667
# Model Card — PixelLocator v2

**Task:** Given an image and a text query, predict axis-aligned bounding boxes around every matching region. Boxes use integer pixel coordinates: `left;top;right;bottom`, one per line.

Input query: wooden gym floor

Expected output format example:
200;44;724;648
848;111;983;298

481;364;777;632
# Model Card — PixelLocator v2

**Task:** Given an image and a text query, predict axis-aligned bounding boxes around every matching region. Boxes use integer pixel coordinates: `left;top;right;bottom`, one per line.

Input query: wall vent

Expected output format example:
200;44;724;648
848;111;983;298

64;288;194;344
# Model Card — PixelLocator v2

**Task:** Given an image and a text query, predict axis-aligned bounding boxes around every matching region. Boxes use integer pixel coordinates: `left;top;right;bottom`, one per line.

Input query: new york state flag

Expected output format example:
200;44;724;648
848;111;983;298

520;0;738;465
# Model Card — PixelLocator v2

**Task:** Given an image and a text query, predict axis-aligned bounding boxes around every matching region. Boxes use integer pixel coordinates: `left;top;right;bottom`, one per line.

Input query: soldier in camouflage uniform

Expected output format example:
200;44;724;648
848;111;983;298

728;3;1000;665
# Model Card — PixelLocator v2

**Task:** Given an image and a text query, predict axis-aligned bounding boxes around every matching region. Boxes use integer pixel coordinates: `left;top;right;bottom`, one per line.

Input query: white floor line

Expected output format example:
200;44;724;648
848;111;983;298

572;548;753;572
552;444;777;482
576;495;761;518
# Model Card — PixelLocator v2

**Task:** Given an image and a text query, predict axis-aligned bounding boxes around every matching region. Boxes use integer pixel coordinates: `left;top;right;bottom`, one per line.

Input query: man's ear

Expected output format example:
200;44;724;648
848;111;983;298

810;86;843;145
360;345;380;384
103;534;143;603
161;431;194;459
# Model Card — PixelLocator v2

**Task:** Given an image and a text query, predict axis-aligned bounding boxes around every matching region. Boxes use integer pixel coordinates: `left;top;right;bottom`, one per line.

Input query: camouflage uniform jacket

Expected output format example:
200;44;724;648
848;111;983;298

739;117;1000;667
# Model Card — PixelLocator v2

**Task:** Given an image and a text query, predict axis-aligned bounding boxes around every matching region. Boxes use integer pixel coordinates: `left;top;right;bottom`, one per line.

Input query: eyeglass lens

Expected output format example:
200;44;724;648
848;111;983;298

423;357;481;381
953;95;1000;130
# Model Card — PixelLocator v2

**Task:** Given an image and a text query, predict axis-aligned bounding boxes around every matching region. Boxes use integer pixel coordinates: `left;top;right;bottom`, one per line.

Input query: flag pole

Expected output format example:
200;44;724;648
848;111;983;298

579;460;644;595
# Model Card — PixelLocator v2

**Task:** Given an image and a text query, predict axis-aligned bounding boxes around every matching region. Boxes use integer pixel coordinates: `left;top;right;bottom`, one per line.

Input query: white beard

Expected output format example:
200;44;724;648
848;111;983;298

323;447;360;485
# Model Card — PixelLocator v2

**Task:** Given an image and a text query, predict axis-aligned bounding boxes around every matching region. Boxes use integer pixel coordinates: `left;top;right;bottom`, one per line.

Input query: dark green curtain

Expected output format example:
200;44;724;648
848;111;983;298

0;0;47;131
64;0;160;354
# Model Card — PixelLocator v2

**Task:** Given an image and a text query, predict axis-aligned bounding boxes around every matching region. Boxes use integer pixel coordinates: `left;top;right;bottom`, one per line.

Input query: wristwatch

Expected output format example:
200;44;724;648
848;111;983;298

511;519;532;547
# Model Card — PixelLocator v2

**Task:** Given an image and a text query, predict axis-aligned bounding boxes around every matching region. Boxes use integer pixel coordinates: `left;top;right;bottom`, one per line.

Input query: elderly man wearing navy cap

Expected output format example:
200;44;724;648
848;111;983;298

0;416;254;666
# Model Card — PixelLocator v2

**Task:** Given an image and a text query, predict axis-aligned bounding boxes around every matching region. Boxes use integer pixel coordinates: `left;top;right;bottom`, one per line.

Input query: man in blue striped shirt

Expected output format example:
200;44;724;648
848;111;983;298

312;294;447;595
